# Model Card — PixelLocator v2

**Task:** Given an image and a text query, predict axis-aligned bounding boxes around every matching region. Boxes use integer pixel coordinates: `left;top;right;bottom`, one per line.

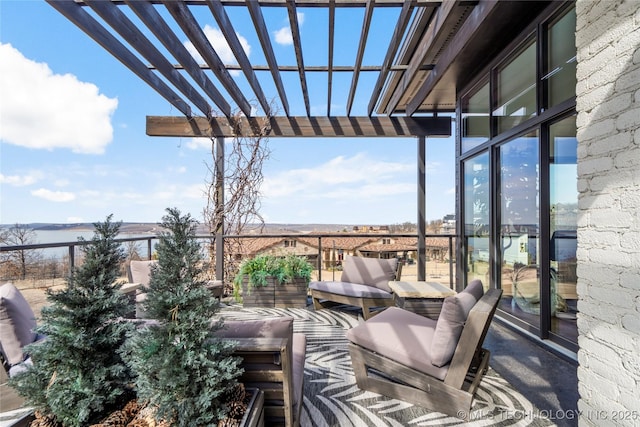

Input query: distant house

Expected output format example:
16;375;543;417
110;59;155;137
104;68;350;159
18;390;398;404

352;225;390;233
440;214;456;235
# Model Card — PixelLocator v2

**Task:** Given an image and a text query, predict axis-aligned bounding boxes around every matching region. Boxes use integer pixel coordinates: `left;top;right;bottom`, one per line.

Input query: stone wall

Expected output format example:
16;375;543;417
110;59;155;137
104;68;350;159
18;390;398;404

575;0;640;425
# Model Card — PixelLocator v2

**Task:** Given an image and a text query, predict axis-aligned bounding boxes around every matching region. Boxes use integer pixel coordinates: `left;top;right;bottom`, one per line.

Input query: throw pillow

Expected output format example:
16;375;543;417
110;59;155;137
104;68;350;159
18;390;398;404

0;283;37;366
430;291;477;367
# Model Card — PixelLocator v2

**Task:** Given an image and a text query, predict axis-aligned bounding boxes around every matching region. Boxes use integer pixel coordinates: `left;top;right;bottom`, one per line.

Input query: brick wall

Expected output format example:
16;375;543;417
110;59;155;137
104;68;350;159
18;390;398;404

575;0;640;425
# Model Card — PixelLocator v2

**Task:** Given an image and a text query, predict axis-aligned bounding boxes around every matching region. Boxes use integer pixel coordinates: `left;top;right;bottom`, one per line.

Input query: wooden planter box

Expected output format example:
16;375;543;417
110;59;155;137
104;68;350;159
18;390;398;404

242;277;308;308
243;387;265;427
10;389;265;427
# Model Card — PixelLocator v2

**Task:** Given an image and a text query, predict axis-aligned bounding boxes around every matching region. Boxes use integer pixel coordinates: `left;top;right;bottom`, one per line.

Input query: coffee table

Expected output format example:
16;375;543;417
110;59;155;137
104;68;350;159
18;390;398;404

388;281;456;320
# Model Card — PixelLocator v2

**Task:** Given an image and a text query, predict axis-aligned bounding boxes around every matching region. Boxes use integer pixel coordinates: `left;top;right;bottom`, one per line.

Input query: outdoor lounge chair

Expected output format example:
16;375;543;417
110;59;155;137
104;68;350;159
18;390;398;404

124;260;223;318
0;282;45;412
309;255;402;320
346;280;502;418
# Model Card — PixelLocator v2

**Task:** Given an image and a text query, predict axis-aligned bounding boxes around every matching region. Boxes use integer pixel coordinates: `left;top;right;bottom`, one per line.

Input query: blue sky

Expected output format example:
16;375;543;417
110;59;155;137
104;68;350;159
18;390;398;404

0;1;455;226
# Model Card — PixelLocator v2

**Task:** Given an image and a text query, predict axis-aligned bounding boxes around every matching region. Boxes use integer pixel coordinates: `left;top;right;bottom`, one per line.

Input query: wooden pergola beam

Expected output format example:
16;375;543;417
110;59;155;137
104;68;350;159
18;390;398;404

163;0;253;117
126;0;232;118
147;115;452;138
207;0;271;115
286;0;311;116
46;0;193;117
385;0;467;114
246;0;290;116
346;0;374;116
367;0;414;116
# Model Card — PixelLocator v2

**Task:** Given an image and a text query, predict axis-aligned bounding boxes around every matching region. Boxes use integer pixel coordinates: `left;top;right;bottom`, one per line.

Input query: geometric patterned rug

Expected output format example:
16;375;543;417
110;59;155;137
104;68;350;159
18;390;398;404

219;305;555;426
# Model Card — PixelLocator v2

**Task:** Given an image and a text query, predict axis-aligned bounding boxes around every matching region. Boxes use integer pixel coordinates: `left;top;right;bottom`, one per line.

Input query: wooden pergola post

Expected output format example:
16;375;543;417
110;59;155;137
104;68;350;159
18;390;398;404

417;136;426;281
215;136;224;281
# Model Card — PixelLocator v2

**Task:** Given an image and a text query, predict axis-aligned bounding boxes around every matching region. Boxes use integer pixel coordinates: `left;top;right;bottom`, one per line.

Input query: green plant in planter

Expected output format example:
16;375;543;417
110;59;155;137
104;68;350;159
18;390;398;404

233;254;313;299
9;215;135;427
125;208;242;426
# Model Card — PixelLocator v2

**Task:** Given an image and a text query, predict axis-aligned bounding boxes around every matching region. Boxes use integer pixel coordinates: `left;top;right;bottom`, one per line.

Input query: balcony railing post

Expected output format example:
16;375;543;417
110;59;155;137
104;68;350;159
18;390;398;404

449;236;454;289
317;237;322;281
68;245;75;273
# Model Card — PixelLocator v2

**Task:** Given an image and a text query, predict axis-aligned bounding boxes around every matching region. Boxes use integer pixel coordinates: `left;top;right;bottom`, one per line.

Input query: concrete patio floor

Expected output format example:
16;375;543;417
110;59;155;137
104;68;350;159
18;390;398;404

484;320;579;427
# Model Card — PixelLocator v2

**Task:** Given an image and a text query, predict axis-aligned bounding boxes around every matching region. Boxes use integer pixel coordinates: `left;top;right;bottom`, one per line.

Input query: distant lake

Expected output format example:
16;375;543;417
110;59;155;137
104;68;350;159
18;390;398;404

5;229;161;259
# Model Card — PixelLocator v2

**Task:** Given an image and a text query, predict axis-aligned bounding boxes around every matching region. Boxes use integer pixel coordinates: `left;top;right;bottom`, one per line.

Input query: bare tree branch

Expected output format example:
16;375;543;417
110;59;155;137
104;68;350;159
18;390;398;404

203;107;274;293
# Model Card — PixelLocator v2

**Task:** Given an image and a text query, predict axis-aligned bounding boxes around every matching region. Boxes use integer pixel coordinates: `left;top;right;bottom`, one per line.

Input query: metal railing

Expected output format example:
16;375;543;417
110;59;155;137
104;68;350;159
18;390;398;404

1;233;455;288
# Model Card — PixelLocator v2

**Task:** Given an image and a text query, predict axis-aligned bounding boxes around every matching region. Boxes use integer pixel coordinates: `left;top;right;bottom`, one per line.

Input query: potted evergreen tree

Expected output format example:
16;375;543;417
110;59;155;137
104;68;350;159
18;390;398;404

125;208;261;426
9;215;135;427
233;254;313;308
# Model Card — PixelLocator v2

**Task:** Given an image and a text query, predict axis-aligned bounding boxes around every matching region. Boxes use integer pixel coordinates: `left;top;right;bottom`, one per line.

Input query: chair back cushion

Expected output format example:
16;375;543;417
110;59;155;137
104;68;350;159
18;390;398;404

430;291;477;367
128;260;156;285
0;283;37;366
461;279;484;301
340;256;398;293
215;316;293;340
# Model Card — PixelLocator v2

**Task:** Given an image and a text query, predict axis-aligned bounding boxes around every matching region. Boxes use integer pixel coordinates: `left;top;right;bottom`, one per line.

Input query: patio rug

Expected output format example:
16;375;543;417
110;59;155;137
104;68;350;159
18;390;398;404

219;304;554;427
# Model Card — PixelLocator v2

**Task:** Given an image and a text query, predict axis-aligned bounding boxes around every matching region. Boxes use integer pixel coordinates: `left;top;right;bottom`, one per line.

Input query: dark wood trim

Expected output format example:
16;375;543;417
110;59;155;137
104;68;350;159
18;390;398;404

406;0;501;115
126;0;232;118
286;0;311;116
46;0;193;117
207;0;271;115
86;0;213;116
146;115;452;137
162;64;433;72
346;0;374;116
163;0;252;116
247;0;290;116
78;0;443;7
327;0;335;116
367;0;415;116
386;0;468;114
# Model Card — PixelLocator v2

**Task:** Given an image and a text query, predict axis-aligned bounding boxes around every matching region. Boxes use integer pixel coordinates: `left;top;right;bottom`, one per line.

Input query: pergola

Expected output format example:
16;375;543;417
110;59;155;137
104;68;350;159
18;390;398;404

47;0;550;282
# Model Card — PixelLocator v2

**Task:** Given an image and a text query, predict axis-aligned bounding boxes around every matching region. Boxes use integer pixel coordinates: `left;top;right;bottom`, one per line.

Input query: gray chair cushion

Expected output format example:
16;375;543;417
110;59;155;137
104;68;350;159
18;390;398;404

309;281;393;299
340;256;397;293
291;333;306;409
430;292;477;367
0;283;37;366
216;316;294;339
461;279;484;301
346;307;450;380
128;260;156;285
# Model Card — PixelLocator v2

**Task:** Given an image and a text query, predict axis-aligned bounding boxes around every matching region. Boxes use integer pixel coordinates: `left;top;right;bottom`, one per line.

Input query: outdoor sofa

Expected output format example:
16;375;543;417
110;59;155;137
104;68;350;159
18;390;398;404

215;317;306;427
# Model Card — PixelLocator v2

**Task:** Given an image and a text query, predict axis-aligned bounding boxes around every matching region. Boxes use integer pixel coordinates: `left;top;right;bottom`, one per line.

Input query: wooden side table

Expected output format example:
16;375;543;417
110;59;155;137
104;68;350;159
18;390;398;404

388;281;456;320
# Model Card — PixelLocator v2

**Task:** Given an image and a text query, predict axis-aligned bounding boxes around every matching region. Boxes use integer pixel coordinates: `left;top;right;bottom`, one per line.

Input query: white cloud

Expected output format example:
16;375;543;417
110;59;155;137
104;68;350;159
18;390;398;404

0;172;40;186
262;153;413;200
31;188;76;202
187;137;213;150
274;13;305;46
66;216;84;223
274;27;293;45
0;43;118;154
184;25;250;76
